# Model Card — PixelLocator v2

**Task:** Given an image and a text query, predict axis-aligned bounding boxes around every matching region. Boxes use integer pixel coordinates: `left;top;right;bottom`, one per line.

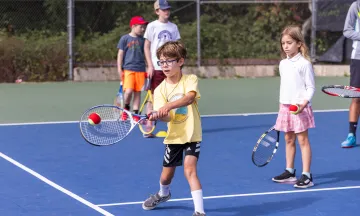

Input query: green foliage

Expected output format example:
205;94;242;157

0;30;67;82
0;2;314;82
76;3;309;64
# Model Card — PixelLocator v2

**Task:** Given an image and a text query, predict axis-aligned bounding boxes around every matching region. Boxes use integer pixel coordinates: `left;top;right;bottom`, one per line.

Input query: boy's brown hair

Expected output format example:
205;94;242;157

156;41;187;68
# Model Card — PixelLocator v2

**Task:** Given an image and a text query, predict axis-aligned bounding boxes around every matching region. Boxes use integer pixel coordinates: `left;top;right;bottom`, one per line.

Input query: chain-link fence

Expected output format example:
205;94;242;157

0;0;355;82
0;0;68;82
71;0;312;67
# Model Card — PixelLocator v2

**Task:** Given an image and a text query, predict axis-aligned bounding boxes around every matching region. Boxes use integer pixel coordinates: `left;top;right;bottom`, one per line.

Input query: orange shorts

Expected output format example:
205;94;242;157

123;70;146;92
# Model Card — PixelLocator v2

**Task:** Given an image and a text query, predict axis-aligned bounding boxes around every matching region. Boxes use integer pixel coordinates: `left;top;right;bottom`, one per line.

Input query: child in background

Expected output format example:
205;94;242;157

143;0;181;137
117;16;149;121
272;25;316;189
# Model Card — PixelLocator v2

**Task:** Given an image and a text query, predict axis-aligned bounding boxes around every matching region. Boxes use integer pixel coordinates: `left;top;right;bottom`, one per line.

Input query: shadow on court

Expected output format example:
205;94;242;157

154;205;194;211
315;168;360;186
203;124;273;134
206;197;321;216
151;197;320;216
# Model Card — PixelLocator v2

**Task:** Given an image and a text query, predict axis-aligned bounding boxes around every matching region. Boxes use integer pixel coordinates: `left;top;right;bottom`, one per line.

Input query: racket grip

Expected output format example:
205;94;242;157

147;111;157;119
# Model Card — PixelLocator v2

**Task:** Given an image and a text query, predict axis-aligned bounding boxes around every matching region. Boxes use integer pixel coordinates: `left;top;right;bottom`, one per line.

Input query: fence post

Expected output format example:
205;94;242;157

311;0;317;62
196;0;201;67
67;0;75;80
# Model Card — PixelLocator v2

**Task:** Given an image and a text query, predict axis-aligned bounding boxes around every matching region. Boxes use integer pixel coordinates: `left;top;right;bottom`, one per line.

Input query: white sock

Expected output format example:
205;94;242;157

159;182;170;197
191;189;205;214
286;168;295;174
302;172;311;178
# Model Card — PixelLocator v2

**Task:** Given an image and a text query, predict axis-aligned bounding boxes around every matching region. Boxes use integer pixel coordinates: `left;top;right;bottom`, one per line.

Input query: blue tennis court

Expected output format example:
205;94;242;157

1;110;360;216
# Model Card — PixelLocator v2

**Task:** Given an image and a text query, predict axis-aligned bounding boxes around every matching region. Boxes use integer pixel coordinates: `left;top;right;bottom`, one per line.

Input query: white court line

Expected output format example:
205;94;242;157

0;108;348;126
96;185;360;207
0;152;114;216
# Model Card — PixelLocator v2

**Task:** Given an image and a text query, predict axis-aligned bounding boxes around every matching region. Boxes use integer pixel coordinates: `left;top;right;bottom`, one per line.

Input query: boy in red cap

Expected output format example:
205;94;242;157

117;16;149;121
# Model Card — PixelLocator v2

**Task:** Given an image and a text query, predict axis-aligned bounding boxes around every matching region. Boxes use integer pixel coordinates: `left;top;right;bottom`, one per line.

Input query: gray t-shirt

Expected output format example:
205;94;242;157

117;34;146;72
344;0;360;59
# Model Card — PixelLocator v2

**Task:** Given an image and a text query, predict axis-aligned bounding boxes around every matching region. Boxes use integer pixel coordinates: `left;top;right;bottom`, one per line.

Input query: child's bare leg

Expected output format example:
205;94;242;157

297;130;312;173
124;88;133;110
272;132;297;183
142;166;174;211
285;131;296;171
184;155;201;190
132;91;141;113
294;129;314;188
159;166;176;196
184;154;205;214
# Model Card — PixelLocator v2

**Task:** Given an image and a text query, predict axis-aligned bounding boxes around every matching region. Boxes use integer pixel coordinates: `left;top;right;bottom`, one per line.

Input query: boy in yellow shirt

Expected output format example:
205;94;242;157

142;41;205;216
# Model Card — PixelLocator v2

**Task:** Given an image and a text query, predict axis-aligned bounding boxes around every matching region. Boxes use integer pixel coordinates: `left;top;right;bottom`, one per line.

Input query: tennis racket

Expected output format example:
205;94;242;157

137;77;166;137
322;85;360;98
79;104;153;146
252;126;280;167
138;80;156;135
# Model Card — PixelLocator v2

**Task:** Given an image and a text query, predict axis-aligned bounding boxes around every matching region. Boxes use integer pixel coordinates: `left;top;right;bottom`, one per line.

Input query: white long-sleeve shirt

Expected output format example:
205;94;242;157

279;52;316;105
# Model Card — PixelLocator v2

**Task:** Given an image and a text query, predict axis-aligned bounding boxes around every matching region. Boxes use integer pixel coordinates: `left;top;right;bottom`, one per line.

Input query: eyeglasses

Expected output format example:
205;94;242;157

157;59;178;66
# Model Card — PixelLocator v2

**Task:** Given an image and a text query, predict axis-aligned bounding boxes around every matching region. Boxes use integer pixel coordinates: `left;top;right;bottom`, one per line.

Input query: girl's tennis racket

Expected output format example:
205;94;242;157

322;85;360;98
79;104;152;146
252;126;280;167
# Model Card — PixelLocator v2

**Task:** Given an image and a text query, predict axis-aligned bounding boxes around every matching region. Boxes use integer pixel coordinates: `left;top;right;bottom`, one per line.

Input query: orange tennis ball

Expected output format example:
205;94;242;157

289;104;299;114
88;112;101;125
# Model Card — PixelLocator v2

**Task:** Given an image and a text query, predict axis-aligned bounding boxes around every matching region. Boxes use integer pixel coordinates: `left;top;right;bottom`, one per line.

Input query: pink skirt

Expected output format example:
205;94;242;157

274;104;315;134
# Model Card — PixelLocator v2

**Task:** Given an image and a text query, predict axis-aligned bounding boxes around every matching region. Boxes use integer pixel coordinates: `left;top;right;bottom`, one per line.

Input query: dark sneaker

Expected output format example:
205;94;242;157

193;212;206;216
272;169;297;183
143;133;155;138
294;174;314;189
142;192;171;210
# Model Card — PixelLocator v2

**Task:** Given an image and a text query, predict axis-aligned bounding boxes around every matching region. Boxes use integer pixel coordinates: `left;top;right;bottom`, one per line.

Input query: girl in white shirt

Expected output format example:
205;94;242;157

272;25;316;189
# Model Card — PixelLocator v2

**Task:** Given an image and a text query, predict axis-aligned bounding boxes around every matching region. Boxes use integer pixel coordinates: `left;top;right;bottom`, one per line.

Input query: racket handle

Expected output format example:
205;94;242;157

118;81;123;94
147;111;157;119
142;77;151;91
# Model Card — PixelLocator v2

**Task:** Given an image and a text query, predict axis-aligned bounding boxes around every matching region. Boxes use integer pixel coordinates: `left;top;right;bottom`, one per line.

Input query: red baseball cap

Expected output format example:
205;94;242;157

130;16;149;28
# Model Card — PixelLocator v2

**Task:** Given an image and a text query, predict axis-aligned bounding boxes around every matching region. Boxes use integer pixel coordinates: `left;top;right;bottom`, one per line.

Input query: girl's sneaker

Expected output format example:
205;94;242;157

272;170;297;183
294;174;314;189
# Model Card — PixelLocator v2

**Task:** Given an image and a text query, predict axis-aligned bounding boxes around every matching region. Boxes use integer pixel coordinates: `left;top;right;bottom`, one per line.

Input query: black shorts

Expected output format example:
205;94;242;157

350;59;360;88
163;142;201;167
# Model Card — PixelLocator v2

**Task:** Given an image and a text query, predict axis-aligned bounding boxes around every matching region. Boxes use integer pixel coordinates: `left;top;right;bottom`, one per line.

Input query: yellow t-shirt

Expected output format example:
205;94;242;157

153;74;202;144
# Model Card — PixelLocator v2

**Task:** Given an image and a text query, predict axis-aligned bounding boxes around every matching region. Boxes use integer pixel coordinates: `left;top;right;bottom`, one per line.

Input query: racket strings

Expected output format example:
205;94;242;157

138;100;155;134
80;107;133;145
253;131;278;165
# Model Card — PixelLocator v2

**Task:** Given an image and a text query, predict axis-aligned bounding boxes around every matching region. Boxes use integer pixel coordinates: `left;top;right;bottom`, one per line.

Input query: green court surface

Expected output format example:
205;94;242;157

0;76;351;124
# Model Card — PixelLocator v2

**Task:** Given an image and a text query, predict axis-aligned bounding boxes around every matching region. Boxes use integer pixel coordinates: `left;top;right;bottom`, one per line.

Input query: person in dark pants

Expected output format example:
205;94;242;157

342;0;360;148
